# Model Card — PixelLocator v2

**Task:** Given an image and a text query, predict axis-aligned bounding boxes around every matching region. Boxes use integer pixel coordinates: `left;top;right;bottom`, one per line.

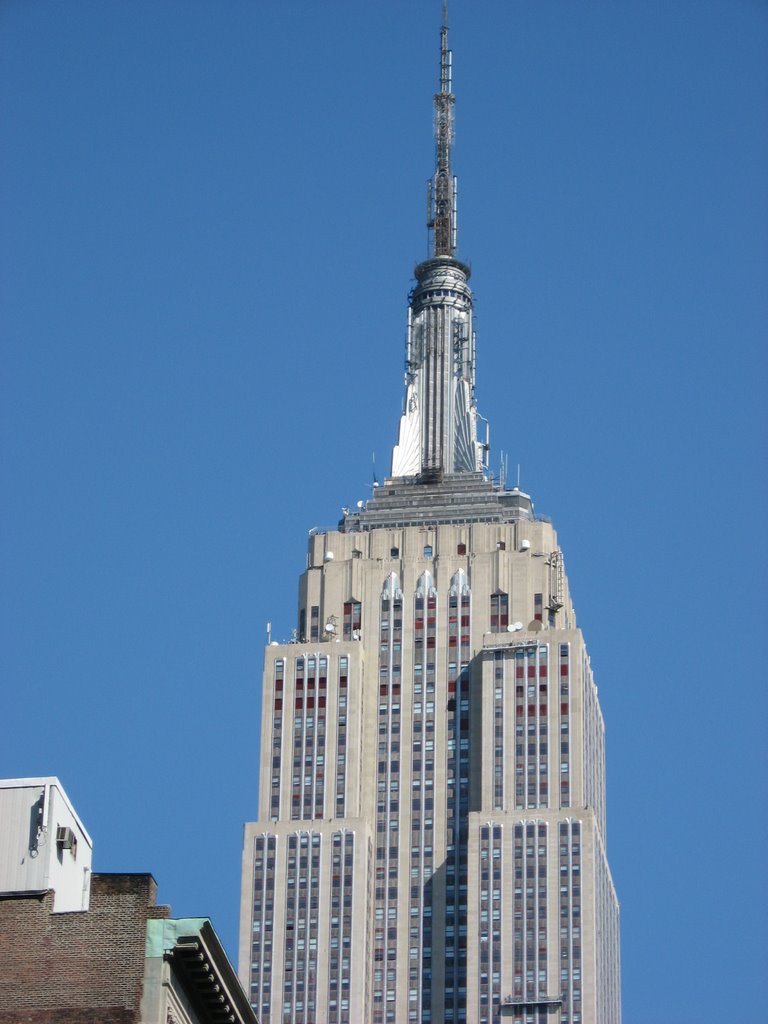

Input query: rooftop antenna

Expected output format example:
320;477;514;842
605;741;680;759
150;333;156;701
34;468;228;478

369;451;379;494
427;0;457;257
516;463;521;489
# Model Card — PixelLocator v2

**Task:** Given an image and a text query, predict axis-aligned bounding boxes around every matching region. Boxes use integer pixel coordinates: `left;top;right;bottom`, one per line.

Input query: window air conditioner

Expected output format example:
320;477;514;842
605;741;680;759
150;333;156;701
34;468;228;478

56;826;76;850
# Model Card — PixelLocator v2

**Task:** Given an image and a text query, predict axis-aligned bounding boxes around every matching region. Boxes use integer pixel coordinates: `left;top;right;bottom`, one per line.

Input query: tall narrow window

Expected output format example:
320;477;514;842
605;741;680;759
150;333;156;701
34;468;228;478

490;592;509;631
343;600;362;640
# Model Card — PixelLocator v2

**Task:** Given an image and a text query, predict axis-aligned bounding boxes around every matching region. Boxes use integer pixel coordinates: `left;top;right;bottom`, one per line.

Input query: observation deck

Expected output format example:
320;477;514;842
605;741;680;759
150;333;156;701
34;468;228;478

340;473;534;531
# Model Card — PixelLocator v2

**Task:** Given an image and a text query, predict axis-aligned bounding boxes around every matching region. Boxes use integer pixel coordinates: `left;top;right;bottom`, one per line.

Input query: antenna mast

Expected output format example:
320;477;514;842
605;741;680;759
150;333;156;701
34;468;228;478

427;0;457;257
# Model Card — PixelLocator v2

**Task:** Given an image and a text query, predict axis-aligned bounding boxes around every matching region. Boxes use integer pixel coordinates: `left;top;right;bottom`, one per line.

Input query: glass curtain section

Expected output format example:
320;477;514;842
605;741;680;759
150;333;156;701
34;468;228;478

271;660;284;818
328;830;355;1024
477;824;503;1023
510;822;549;1024
559;820;582;1024
513;645;550;811
251;834;277;1023
291;656;328;820
446;570;471;1022
410;573;437;1023
282;833;321;1023
373;574;403;1023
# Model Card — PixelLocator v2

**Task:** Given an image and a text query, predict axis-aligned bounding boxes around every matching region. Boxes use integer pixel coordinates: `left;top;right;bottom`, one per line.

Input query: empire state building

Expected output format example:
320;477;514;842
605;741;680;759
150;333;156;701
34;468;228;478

239;10;622;1024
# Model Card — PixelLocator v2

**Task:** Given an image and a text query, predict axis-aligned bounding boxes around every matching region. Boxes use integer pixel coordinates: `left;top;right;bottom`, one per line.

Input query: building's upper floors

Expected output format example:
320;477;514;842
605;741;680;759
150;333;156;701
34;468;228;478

296;516;577;653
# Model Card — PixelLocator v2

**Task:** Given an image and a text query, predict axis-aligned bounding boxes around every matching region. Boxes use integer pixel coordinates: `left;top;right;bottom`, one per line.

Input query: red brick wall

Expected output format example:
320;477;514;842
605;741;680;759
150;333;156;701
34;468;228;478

0;874;170;1023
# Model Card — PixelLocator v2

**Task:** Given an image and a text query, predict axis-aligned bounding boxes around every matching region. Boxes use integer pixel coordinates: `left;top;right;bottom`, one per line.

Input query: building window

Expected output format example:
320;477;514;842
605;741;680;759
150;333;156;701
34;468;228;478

490;592;509;631
343;600;362;640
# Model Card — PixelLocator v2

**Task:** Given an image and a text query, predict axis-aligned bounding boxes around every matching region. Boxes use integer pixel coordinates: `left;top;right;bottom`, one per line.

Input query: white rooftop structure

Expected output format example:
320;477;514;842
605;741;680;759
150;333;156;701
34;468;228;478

0;776;93;912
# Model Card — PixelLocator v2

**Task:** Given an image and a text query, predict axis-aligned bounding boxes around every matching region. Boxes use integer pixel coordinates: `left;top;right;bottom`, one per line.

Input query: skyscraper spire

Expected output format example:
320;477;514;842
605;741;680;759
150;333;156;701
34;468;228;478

391;2;485;480
429;1;457;256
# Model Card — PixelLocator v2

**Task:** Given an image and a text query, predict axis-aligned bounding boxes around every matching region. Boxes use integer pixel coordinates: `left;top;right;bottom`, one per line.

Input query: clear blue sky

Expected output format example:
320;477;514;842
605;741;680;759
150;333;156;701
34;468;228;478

2;2;766;1021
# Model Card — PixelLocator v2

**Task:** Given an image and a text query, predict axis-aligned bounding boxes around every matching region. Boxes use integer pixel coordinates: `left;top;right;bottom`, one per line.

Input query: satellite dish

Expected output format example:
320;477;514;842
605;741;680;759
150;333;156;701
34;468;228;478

357;500;365;509
325;622;336;634
507;622;524;632
324;551;334;561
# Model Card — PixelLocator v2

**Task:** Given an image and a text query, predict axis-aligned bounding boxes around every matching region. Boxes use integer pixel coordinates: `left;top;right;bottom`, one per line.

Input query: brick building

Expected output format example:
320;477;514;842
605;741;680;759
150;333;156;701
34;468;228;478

0;779;256;1024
